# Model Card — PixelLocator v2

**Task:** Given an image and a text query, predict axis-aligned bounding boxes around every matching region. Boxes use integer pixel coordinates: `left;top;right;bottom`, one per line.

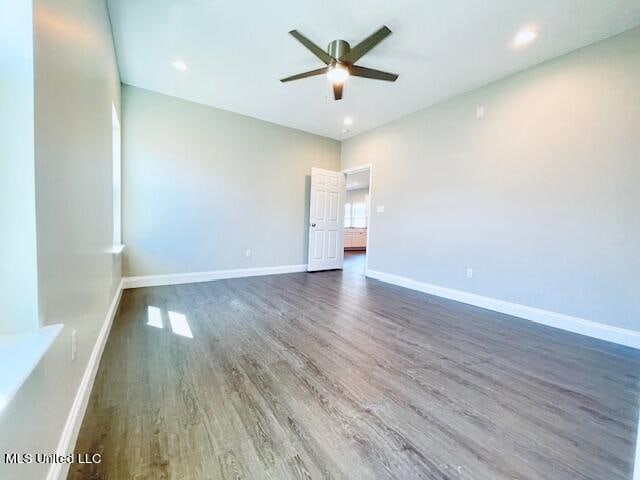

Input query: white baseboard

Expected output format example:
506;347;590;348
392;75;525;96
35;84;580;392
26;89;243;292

47;279;124;480
122;264;308;289
366;269;640;349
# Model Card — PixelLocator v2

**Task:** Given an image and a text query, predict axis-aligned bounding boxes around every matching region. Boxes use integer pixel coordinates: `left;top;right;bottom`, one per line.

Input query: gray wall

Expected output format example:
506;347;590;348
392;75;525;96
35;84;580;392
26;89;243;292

122;86;341;276
0;0;39;333
0;0;121;478
342;27;640;331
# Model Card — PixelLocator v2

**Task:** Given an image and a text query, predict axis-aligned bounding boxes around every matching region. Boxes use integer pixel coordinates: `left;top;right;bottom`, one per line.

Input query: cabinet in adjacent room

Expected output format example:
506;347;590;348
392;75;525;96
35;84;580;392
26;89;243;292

344;228;367;250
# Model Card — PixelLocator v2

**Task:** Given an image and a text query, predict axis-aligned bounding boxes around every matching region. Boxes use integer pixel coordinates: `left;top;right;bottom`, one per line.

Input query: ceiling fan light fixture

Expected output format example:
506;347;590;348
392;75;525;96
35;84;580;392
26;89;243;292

327;64;350;84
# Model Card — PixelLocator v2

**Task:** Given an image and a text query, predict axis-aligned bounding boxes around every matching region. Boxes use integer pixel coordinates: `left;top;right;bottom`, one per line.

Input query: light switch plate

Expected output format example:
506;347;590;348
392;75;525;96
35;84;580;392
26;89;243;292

376;205;385;213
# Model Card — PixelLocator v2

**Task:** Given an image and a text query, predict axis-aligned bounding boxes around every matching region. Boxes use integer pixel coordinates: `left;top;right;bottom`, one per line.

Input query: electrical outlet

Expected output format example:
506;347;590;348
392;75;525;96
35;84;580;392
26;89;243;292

476;106;484;118
71;329;77;361
466;268;473;279
245;249;251;258
376;205;385;213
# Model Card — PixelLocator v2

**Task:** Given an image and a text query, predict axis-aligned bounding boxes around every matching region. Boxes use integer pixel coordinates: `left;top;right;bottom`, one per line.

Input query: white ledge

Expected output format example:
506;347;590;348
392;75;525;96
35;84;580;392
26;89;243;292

0;324;63;412
110;244;125;255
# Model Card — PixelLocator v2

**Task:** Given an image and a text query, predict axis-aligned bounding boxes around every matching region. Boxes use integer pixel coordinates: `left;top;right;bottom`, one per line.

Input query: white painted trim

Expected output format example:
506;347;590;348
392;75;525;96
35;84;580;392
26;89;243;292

367;269;640;349
109;244;125;255
122;264;308;289
47;279;124;480
341;164;372;175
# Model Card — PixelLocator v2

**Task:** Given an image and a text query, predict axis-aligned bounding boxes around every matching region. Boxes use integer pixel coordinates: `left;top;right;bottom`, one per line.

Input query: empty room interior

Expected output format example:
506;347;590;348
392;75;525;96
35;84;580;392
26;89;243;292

2;1;640;479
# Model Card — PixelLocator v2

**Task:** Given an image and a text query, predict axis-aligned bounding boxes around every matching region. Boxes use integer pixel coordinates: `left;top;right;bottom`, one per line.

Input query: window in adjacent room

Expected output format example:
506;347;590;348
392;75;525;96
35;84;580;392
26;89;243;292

344;199;368;228
344;203;352;227
351;201;367;228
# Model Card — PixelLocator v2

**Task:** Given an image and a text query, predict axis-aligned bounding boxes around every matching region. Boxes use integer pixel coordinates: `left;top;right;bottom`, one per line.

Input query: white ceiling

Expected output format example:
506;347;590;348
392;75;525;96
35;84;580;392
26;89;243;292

107;0;640;140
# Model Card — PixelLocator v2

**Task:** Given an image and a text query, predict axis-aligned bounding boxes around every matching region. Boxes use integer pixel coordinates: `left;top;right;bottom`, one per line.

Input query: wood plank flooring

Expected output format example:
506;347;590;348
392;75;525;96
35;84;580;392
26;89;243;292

69;267;640;479
343;250;366;275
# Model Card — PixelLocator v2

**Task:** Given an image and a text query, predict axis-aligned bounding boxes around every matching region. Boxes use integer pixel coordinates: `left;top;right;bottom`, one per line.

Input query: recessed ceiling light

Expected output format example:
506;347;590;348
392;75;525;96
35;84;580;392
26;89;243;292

172;60;188;71
343;116;354;126
513;28;538;47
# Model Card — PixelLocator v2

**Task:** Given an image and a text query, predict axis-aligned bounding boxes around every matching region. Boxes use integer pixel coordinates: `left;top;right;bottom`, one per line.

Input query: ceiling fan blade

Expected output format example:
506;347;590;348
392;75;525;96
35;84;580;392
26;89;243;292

350;65;398;82
340;26;392;64
280;67;328;82
333;82;344;101
289;30;334;65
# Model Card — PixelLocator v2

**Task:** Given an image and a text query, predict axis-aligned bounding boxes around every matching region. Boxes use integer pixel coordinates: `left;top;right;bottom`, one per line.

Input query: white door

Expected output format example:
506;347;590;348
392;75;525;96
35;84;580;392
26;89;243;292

307;167;345;271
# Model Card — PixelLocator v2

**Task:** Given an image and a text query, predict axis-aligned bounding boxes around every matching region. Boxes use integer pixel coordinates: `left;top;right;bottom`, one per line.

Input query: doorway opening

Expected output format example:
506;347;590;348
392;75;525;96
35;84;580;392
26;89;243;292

342;166;371;275
306;165;372;274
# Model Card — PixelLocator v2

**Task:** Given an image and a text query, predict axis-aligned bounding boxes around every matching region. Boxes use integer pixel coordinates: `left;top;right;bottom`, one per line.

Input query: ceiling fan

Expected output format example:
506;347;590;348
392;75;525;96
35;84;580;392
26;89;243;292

280;26;398;101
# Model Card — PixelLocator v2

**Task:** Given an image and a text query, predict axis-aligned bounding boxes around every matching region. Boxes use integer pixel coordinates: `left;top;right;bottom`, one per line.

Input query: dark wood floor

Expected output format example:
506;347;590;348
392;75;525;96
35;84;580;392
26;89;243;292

70;267;640;479
343;250;366;275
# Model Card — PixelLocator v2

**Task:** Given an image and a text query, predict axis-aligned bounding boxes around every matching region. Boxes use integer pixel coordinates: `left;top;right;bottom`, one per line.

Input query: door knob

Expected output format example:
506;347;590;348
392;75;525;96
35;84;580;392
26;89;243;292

311;223;316;227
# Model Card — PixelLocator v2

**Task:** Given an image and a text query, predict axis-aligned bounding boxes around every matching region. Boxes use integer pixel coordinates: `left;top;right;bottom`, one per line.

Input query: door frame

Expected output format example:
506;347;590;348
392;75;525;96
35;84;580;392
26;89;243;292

341;164;373;274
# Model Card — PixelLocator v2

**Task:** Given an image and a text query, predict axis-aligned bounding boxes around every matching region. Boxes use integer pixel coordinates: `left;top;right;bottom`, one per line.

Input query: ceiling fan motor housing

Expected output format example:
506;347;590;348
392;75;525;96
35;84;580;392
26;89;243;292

328;40;351;64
